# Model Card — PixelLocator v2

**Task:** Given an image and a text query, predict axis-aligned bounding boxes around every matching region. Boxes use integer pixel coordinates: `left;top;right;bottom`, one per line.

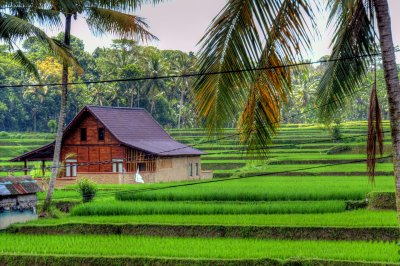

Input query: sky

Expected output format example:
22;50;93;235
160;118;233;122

47;0;400;61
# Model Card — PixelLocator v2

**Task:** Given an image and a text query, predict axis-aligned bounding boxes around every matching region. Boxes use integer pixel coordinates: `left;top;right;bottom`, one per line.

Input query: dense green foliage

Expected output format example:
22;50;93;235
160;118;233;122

0;35;392;132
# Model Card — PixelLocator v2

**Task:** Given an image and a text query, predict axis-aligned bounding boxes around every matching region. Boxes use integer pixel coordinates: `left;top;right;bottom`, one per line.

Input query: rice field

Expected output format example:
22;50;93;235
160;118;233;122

70;200;347;216
23;210;397;227
0;234;398;263
1;122;399;264
115;175;392;202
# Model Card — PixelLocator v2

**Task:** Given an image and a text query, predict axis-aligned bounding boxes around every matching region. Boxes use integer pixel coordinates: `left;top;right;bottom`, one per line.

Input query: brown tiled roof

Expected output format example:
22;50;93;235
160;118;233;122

0;177;42;196
86;106;204;156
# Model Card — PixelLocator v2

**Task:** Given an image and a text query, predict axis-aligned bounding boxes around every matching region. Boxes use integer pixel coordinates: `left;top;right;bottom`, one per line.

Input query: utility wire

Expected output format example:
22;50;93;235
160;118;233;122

2;126;394;173
153;76;388;155
37;155;393;202
0;50;398;89
18;129;392;200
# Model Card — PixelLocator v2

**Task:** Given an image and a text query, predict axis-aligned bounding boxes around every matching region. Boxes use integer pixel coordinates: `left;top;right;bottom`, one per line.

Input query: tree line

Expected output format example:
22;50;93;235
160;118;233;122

0;34;391;132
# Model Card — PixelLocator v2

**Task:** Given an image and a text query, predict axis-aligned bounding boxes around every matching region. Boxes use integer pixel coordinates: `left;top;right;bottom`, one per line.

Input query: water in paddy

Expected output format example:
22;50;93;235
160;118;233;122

0;210;37;229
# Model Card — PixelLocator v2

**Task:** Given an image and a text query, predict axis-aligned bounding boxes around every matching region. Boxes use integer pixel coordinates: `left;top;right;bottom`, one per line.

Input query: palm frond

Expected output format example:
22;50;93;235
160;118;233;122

85;7;157;42
238;0;315;152
317;0;377;121
195;0;315;151
9;7;62;28
194;0;263;135
32;8;62;28
84;0;165;12
13;49;41;81
367;82;383;183
0;14;83;73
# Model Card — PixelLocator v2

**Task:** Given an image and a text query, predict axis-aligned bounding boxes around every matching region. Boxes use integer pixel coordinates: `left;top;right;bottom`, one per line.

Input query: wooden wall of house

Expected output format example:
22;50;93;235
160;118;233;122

61;111;124;173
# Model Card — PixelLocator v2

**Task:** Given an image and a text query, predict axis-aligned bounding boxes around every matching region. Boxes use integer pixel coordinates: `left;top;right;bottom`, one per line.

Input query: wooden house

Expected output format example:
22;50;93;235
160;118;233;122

0;177;42;229
11;106;211;187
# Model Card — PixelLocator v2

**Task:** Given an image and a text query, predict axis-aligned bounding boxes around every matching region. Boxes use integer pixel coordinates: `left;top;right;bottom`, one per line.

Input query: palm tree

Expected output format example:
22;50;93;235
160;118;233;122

0;1;80;79
171;52;196;128
41;0;162;212
195;0;400;221
142;50;168;114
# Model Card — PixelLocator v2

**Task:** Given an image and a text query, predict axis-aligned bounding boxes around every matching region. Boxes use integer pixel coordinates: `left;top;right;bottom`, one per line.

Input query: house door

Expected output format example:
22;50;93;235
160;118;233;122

65;159;77;177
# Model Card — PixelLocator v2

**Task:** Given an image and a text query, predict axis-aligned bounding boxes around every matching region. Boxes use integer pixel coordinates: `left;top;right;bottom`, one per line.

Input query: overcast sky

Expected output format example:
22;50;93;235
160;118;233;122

47;0;400;61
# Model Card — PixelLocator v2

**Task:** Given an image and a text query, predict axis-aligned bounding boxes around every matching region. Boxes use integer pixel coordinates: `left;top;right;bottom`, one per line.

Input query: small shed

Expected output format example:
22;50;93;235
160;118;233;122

0;177;42;229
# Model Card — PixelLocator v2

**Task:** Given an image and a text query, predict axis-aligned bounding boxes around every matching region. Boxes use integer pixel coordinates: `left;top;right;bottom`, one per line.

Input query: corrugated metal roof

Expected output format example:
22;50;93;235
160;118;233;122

0;177;42;196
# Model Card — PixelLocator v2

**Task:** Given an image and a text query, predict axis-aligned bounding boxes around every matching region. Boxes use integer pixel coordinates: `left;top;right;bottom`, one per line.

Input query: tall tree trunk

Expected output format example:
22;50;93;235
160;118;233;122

42;14;72;212
137;87;140;107
178;89;184;129
130;86;135;108
374;0;400;223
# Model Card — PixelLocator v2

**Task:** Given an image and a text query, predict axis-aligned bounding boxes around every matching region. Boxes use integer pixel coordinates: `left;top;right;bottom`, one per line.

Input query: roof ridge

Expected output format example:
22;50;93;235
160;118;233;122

86;105;145;110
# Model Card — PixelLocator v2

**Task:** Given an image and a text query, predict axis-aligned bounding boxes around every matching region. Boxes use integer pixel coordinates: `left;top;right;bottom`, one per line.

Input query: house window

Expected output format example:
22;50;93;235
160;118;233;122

65;159;77;177
112;159;124;173
80;128;87;141
195;163;199;176
98;128;105;141
188;163;193;176
138;163;146;172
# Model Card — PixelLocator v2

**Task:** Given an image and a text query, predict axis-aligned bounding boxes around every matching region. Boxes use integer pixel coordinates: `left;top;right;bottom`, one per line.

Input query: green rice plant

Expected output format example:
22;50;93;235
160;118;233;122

115;176;392;202
0;234;397;262
23;210;397;228
37;190;81;200
70;200;347;216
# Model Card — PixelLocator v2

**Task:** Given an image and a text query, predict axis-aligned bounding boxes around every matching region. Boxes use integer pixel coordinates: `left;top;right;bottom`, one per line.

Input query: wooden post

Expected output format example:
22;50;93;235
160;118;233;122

41;160;45;176
24;160;27;175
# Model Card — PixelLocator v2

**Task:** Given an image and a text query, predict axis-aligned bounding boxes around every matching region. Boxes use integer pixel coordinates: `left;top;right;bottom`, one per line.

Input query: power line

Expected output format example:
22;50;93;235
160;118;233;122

38;155;393;202
1;125;392;173
156;76;388;155
0;50;397;89
10;128;389;200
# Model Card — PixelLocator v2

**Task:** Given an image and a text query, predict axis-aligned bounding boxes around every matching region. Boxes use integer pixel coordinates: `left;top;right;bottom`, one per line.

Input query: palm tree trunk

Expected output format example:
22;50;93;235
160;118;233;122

178;89;184;129
42;14;72;212
130;86;135;108
374;0;400;223
137;87;140;107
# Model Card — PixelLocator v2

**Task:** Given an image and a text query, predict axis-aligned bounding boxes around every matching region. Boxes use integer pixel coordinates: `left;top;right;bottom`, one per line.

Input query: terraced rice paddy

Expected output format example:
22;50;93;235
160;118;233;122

0;234;398;263
1;122;399;265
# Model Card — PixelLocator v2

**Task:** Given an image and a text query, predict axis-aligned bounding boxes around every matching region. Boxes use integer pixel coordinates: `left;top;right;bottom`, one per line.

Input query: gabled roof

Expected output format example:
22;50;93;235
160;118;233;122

11;106;204;162
0;177;42;196
76;106;204;156
10;142;55;162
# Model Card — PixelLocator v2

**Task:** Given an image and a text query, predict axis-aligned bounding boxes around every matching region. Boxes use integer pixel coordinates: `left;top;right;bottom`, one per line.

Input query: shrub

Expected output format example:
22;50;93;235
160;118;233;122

367;191;396;210
0;131;8;137
331;124;342;141
77;178;98;203
47;119;57;133
326;145;352;155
